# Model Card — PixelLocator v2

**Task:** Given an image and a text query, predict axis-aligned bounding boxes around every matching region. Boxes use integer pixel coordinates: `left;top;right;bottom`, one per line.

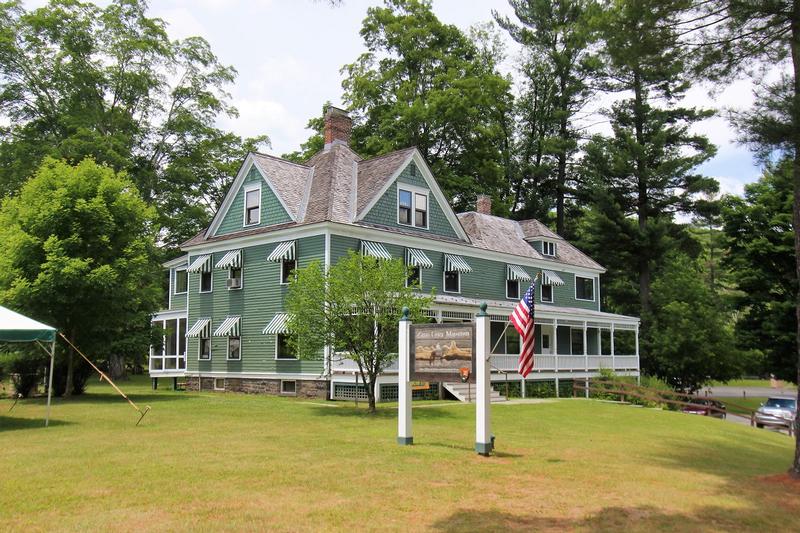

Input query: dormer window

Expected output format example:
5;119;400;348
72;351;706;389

397;185;429;229
244;186;260;226
542;241;556;257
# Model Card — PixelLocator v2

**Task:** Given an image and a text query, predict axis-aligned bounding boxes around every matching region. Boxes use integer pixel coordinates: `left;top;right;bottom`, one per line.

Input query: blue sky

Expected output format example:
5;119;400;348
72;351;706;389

24;0;769;197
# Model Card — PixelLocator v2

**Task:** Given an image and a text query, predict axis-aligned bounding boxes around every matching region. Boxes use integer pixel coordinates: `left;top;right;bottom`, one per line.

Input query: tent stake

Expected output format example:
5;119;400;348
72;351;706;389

58;333;151;426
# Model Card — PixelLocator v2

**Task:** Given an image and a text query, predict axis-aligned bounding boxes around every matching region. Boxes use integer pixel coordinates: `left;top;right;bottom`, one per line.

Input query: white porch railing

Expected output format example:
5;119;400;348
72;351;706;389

149;354;186;373
331;353;639;375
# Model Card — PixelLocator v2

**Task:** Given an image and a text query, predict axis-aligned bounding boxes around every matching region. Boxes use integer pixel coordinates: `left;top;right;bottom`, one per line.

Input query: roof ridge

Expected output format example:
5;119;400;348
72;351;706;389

359;146;416;164
251;151;310;169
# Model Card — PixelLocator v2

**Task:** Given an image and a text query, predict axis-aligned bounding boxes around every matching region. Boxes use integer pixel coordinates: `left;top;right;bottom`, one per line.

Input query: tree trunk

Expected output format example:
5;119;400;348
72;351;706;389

367;377;377;414
789;4;800;477
108;353;126;380
64;346;74;398
633;71;652;317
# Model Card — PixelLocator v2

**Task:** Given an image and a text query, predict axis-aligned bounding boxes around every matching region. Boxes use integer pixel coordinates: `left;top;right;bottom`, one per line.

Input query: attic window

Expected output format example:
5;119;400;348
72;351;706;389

542;241;556;256
398;185;429;229
244;186;260;226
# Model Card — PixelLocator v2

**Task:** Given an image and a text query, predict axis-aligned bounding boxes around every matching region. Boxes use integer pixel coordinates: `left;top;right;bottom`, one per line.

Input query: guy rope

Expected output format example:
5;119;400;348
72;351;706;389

58;333;151;426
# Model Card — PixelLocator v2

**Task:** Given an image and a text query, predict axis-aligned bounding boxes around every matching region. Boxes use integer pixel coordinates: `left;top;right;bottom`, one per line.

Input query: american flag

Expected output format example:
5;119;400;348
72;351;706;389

510;280;536;378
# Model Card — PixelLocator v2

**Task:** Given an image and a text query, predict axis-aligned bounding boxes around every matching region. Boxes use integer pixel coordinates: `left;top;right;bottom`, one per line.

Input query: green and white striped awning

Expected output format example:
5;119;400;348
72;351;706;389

444;254;472;273
213;316;241;337
541;269;565;286
263;313;290;335
361;241;392;260
507;264;531;281
186;318;212;338
187;254;212;273
215;249;241;269
267;241;295;262
406;248;433;268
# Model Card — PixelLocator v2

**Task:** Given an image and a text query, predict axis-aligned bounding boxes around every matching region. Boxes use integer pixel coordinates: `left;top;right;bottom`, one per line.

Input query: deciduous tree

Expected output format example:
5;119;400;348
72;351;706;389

0;158;161;392
285;252;431;413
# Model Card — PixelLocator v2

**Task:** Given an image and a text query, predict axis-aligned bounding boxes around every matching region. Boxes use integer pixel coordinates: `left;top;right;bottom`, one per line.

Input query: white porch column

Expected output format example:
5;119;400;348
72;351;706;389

635;324;640;385
583;321;589;399
475;303;492;456
553;319;559;371
611;323;616;371
397;307;413;445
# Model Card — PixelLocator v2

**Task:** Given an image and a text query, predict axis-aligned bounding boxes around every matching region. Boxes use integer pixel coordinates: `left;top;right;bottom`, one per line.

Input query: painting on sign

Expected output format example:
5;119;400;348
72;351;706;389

410;323;476;383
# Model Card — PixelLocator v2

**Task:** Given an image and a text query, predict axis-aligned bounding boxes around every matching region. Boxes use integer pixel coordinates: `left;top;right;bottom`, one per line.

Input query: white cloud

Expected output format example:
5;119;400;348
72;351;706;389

218;98;307;153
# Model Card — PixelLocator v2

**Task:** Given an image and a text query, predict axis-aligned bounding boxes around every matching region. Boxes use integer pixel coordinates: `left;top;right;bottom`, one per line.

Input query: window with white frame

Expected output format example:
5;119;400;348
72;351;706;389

200;271;212;293
406;264;421;289
281;380;296;395
541;283;553;303
281;258;296;285
228;267;242;290
506;279;520;300
542;241;556;256
276;333;297;360
227;336;241;361
199;335;211;361
398;186;429;229
214;378;225;391
575;276;595;301
244;186;261;226
443;270;460;293
174;269;188;294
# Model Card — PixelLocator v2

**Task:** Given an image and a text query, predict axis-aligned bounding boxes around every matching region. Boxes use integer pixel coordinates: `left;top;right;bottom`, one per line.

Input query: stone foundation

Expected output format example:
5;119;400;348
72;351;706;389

184;376;329;399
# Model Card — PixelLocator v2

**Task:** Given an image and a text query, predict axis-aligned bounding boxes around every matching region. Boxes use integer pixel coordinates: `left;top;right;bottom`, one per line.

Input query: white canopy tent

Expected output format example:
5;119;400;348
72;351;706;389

0;306;58;426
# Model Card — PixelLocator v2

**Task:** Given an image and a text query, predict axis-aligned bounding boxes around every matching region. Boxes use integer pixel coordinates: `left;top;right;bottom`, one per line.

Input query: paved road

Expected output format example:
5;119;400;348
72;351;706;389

702;386;797;398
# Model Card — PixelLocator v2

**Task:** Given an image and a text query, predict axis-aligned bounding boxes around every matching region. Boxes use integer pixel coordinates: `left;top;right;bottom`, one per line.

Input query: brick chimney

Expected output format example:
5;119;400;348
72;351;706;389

324;106;352;149
476;194;492;215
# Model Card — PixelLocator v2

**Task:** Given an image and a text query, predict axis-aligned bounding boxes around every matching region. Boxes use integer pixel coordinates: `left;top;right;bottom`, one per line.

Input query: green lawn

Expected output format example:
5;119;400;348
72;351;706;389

0;376;797;532
710;379;794;389
724;397;768;417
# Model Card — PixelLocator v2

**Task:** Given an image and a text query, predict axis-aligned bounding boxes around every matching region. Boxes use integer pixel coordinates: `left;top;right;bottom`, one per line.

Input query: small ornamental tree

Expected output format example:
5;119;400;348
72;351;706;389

0;157;161;394
285;251;432;413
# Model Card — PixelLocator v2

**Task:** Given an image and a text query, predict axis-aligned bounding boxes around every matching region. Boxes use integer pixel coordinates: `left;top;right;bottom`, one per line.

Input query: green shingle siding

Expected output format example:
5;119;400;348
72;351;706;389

169;268;187;311
185;235;325;374
361;163;461;240
216;166;292;236
329;234;599;310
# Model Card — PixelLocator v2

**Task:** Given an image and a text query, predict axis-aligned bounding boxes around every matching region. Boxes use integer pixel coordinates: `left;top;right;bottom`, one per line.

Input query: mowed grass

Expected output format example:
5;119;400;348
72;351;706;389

0;377;798;532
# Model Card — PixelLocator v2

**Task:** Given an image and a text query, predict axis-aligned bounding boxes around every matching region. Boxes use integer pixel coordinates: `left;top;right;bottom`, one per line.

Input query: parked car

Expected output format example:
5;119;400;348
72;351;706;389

681;399;727;419
754;397;797;429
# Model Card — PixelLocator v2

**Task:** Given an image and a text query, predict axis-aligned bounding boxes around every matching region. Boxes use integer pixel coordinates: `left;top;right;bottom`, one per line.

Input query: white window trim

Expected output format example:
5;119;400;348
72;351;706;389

541;333;551;351
213;378;225;391
279;258;297;286
242;183;262;227
281;380;297;395
396;183;430;230
198;336;212;361
199;270;213;294
443;270;461;294
173;268;188;295
227;266;243;291
541;241;557;257
226;336;241;361
505;278;520;300
405;264;422;289
541;283;554;304
575;275;596;302
275;334;298;360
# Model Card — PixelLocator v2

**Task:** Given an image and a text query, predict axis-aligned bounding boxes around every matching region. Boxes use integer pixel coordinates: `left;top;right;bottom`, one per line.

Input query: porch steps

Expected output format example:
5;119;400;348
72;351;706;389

443;382;507;403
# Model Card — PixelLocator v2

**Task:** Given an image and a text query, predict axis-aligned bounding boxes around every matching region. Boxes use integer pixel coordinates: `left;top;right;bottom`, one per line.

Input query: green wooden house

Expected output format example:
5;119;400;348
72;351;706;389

150;107;639;400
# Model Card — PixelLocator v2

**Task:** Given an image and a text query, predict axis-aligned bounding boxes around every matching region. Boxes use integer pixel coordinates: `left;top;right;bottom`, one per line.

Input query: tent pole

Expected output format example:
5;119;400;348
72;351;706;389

45;339;55;427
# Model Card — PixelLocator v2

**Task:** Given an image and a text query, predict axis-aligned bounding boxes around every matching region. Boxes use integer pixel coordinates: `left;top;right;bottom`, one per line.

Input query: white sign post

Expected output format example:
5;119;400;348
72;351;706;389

397;306;413;445
475;302;492;456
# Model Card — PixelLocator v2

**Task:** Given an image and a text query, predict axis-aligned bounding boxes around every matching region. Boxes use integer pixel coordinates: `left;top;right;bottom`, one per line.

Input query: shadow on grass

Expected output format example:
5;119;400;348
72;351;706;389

415;441;524;459
431;504;793;532
0;415;72;432
309;404;458;420
47;391;190;406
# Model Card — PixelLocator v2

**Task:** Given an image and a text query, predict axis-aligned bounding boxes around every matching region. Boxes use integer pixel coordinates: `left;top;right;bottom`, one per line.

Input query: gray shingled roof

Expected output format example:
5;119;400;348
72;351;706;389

250;153;312;220
184;147;603;272
356;147;416;215
457;212;604;271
